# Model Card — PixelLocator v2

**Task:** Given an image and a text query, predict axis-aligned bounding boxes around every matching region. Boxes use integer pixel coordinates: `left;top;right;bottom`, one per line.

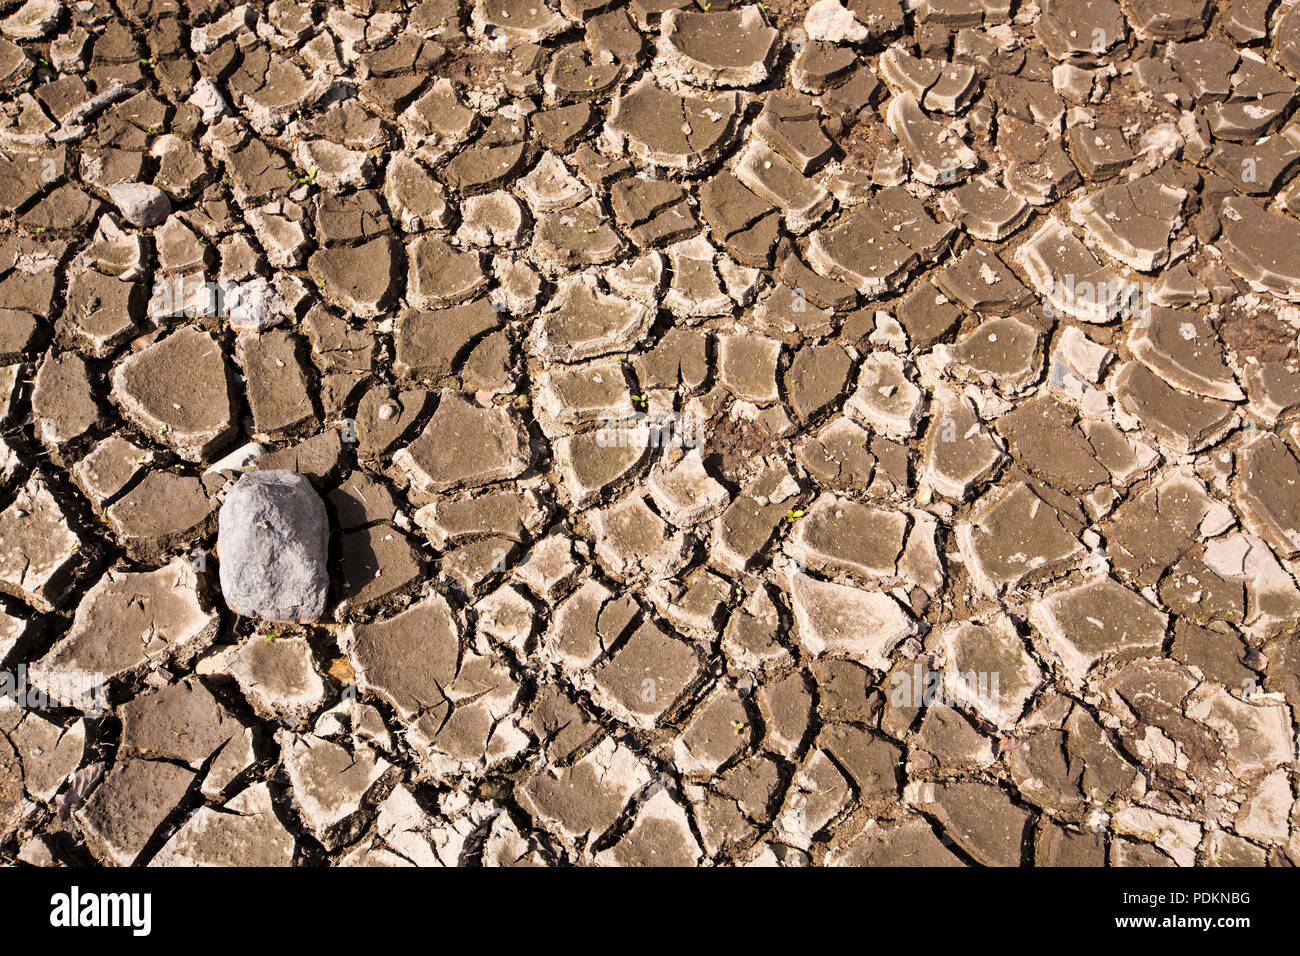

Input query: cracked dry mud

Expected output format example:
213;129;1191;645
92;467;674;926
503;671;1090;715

0;0;1299;871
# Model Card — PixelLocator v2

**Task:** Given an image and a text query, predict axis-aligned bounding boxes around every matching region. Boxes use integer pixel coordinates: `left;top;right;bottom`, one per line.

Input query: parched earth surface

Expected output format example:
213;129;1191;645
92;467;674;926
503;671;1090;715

1;0;1299;869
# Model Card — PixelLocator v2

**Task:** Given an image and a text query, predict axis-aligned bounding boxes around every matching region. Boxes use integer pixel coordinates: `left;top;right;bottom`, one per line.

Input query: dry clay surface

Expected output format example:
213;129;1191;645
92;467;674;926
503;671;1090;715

1;0;1300;868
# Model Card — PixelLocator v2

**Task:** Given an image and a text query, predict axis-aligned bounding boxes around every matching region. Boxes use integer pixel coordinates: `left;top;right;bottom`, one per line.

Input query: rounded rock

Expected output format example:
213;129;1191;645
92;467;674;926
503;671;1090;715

218;470;329;623
107;182;172;228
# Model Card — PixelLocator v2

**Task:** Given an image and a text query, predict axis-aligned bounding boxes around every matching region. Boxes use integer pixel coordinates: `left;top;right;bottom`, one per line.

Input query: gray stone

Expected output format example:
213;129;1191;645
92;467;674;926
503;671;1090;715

218;471;329;623
107;182;172;228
